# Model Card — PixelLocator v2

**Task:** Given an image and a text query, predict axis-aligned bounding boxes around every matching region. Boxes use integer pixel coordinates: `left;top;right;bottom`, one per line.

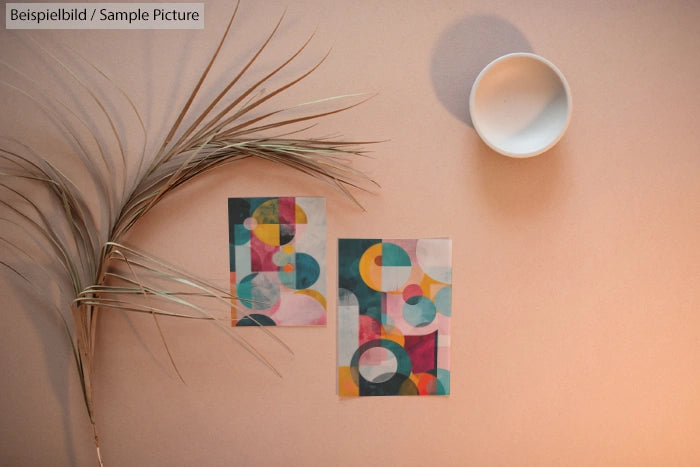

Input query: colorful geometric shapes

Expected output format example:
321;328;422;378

436;368;450;395
271;290;326;325
229;197;326;326
415;373;438;395
359;314;383;344
402;295;437;328
416;238;452;283
338;366;359;397
385;292;439;336
404;332;437;374
252;223;283;246
338;288;360;366
244;197;308;246
359;242;413;292
434;285;452;317
338;238;452;396
402;283;423;301
349;339;413;396
237;273;280;310
277;252;320;290
358;346;398;383
249;235;280;271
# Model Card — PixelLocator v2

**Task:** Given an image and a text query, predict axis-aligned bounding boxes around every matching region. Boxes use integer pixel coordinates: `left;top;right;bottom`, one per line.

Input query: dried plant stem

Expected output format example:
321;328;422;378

1;3;377;465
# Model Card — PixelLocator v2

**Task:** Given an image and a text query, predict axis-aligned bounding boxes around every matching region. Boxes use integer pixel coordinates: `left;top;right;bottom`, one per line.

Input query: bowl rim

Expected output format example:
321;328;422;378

469;52;572;158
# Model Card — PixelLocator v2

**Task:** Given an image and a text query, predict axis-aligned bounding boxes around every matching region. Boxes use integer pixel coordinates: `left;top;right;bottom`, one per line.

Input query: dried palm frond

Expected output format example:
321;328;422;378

0;4;376;465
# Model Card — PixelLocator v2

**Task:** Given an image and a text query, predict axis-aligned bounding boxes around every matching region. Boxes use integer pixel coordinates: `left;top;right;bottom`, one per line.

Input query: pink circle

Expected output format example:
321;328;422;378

402;284;423;302
243;217;258;230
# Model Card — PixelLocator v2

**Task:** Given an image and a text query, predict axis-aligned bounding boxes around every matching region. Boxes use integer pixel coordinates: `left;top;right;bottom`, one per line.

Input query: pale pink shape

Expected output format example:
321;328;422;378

272;292;326;325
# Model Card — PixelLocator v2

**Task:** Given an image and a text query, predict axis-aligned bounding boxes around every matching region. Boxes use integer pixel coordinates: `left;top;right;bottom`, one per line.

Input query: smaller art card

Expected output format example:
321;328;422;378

228;197;326;326
337;238;452;396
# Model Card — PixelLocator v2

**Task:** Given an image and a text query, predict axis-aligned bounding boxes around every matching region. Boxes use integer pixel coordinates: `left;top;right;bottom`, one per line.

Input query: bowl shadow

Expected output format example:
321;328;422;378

430;15;533;127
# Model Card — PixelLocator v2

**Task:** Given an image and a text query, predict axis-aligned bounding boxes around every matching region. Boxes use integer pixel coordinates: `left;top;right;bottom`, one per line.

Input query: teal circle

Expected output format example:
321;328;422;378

434;285;452;317
233;223;250;246
278;252;320;289
436;368;451;395
381;242;412;266
238;273;280;310
402;296;436;327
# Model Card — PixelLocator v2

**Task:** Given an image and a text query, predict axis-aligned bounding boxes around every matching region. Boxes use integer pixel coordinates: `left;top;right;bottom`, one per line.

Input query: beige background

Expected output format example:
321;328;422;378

1;0;699;465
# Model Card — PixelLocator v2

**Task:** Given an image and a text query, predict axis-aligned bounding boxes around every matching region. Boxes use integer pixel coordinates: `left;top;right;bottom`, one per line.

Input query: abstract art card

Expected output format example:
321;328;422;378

338;238;452;396
228;197;326;326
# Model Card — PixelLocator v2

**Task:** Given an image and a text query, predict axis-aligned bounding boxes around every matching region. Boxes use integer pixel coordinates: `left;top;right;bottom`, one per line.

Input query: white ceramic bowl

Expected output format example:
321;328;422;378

469;53;572;158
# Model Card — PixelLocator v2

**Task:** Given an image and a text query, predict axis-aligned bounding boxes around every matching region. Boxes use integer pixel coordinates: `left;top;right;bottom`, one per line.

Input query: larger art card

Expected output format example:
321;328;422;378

228;197;327;326
338;238;452;396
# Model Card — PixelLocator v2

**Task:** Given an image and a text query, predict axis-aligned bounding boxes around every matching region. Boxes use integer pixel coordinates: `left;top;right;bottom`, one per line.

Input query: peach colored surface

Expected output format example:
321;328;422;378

1;1;699;465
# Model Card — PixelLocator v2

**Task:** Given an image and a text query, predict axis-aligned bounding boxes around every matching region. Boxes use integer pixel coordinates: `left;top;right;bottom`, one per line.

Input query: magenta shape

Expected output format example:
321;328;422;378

359;315;382;345
279;197;296;224
250;235;280;272
402;283;423;302
404;332;437;374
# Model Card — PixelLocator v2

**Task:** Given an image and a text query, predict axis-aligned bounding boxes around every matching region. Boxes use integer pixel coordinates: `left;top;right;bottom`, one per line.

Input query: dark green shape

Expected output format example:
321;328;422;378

350;339;414;396
228;198;251;228
236;314;277;326
338;239;382;320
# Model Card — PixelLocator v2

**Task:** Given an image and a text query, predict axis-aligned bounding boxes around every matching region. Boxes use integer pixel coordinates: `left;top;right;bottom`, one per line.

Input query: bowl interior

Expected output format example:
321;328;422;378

470;54;571;157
